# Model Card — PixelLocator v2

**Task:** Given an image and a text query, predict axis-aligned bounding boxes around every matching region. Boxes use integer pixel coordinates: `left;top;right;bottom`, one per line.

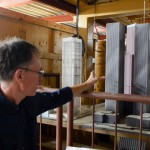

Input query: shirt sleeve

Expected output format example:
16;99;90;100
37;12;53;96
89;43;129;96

22;86;73;117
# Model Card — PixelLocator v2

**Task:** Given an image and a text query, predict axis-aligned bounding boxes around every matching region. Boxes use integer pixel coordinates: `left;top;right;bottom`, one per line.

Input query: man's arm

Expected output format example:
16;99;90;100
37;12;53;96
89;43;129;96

37;71;105;97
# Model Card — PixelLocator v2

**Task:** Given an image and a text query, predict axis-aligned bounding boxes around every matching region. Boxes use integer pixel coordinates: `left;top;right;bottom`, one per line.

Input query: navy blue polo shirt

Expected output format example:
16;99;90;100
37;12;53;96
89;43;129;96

0;87;73;150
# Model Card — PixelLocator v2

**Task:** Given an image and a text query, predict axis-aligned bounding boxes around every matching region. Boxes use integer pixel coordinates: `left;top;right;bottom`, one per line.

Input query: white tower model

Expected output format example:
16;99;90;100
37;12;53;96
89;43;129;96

62;37;82;115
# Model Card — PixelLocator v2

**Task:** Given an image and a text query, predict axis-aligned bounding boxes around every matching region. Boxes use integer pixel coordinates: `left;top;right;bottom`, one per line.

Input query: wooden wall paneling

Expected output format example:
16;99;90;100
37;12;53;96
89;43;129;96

53;30;72;54
0;17;27;39
41;58;54;73
41;76;51;87
26;25;53;53
41;75;59;88
40;52;61;60
49;77;57;88
26;27;74;88
53;60;62;87
53;60;62;73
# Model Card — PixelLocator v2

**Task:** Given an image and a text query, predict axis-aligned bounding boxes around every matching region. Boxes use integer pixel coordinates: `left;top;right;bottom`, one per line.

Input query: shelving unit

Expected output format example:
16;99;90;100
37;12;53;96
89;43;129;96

37;103;150;149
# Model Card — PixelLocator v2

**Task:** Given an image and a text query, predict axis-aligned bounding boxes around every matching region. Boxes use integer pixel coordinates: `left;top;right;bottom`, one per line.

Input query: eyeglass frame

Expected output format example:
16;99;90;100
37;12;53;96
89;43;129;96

19;67;45;77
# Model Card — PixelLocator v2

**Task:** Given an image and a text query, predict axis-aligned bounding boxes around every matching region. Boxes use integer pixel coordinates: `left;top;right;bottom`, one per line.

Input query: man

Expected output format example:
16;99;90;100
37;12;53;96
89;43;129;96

0;37;104;150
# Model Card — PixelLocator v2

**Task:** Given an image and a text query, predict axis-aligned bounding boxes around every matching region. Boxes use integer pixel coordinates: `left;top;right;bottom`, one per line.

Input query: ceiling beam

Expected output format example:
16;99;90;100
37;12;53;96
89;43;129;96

42;14;73;22
0;7;76;34
80;0;150;18
34;0;76;14
65;0;88;5
0;0;32;8
112;17;132;25
96;18;115;26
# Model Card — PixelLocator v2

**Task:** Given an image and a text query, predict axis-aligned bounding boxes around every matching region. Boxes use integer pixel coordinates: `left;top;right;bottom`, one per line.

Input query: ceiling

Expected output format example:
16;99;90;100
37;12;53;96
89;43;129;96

66;0;150;26
0;0;150;30
0;0;76;25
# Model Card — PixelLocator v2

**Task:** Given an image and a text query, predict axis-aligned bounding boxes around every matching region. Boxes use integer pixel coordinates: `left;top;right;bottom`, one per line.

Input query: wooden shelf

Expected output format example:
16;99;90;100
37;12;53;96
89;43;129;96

37;103;150;142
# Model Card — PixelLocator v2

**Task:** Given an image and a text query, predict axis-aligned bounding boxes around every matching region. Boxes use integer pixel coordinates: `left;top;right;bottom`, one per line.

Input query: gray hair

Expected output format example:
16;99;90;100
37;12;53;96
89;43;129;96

0;37;39;81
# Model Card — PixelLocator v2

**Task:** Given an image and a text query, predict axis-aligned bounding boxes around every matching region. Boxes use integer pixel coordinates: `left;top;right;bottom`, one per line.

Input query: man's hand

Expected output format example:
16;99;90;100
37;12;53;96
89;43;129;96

71;71;105;97
86;71;105;85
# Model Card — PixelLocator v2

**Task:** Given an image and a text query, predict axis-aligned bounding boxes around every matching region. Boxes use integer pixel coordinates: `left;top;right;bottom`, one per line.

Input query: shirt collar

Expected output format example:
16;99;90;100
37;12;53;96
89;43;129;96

0;90;20;113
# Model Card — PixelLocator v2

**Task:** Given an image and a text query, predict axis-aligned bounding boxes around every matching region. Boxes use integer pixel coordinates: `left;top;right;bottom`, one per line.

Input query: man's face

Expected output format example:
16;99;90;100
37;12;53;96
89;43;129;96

22;54;43;96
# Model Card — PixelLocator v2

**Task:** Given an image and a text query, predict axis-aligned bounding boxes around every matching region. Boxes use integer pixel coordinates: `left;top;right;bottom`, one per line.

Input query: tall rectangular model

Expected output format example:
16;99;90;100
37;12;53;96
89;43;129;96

133;23;150;114
62;37;82;115
105;22;126;114
124;24;136;115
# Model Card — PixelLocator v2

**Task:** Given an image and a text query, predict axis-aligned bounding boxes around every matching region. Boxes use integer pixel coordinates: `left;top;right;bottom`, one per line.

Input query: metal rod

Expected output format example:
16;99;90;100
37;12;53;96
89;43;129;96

92;98;95;148
39;114;42;150
93;3;96;27
82;92;150;103
67;101;73;146
56;106;63;150
139;103;143;150
144;0;146;23
76;0;79;38
114;100;118;150
81;92;150;150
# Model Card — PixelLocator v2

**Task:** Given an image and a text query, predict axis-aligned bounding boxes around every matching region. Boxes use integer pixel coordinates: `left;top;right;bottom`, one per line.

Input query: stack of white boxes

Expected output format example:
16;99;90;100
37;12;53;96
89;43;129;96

62;37;82;115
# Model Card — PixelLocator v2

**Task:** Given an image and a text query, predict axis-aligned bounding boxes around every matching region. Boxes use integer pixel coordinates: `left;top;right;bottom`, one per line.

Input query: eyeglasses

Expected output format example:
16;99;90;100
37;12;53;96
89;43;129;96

20;67;45;77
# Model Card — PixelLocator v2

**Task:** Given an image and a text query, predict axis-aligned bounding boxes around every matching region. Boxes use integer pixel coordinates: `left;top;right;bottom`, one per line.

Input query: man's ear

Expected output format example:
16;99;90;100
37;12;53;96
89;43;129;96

14;69;24;84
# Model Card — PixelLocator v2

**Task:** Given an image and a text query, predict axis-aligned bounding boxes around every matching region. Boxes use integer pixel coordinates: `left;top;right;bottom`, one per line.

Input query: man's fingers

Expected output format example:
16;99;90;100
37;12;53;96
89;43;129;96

98;76;105;80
